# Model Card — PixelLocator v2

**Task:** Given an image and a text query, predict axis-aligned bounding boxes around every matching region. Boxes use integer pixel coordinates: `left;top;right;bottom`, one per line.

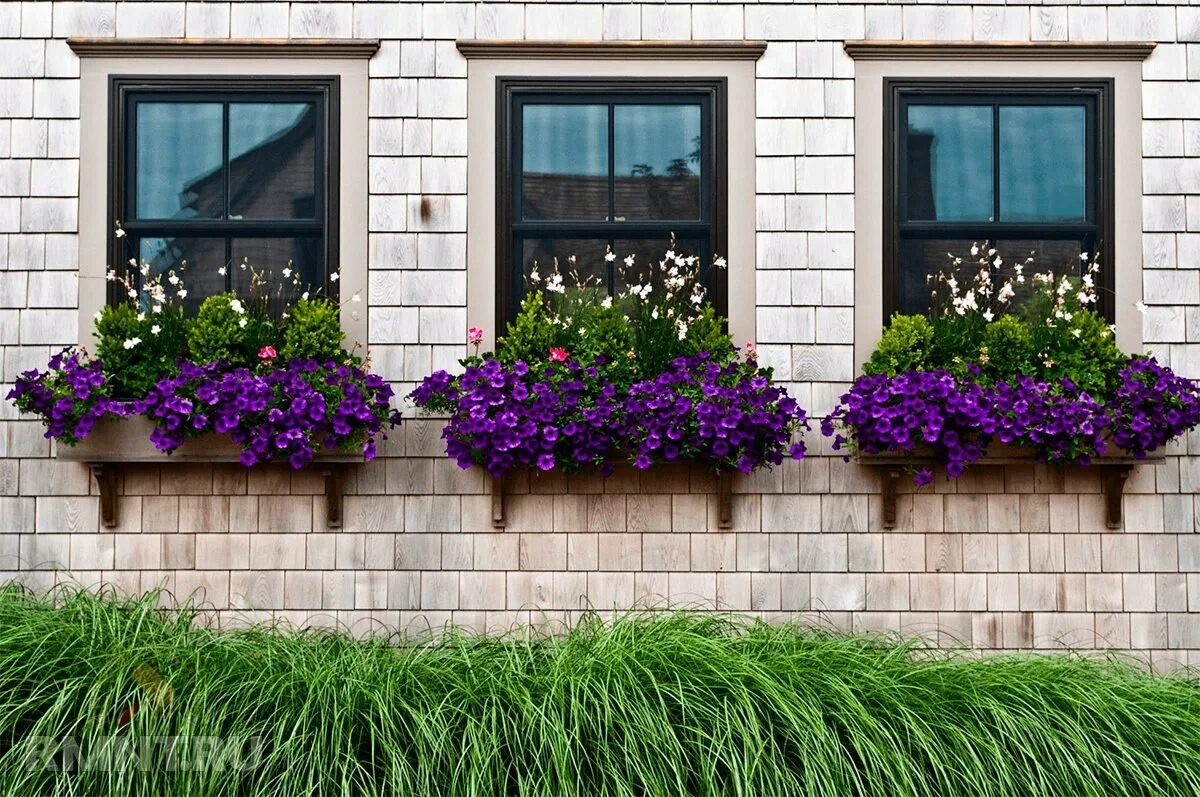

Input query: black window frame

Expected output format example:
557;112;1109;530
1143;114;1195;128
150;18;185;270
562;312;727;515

108;75;340;306
884;77;1115;321
496;76;727;326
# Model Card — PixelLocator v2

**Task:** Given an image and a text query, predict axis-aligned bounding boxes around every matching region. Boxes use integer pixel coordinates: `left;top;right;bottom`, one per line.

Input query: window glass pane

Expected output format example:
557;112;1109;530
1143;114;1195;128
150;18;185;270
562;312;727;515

229;103;318;220
138;236;227;312
904;105;993;222
521;104;609;220
999;105;1087;222
135;103;224;220
613;104;702;221
898;238;1086;316
519;238;610;294
612;237;709;296
230;238;324;313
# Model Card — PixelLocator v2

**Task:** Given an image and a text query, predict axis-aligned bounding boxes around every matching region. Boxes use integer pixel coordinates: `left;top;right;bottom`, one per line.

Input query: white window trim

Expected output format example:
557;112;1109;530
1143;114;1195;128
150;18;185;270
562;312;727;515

849;42;1153;366
461;42;761;350
73;40;374;352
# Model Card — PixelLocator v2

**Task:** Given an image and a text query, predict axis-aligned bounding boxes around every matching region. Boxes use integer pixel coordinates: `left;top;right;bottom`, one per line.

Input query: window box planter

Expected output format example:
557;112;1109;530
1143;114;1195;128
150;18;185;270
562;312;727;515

57;416;363;529
857;444;1166;530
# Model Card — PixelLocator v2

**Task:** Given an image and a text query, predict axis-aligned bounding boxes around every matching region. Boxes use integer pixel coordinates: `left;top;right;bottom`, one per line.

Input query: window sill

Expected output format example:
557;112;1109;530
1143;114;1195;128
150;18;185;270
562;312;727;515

858;444;1166;530
57;416;363;528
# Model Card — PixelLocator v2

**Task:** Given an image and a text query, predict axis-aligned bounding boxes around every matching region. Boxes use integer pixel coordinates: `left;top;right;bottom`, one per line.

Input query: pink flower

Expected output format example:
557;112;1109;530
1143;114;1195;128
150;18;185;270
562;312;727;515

548;347;568;363
467;326;483;346
258;345;277;361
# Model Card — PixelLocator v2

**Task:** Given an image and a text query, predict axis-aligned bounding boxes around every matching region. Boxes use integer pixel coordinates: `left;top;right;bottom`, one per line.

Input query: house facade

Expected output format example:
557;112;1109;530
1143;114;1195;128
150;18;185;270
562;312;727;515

1;0;1199;666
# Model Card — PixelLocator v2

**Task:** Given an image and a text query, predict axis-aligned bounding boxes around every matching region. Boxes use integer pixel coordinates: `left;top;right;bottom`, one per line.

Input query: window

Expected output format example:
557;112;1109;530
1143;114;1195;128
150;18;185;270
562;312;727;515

497;78;726;324
109;76;339;310
885;79;1113;319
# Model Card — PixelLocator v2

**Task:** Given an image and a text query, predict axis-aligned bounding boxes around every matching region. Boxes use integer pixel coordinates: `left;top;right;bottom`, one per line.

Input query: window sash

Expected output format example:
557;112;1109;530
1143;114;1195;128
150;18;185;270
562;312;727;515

884;78;1113;322
108;76;339;305
497;77;727;326
512;93;713;225
896;93;1097;227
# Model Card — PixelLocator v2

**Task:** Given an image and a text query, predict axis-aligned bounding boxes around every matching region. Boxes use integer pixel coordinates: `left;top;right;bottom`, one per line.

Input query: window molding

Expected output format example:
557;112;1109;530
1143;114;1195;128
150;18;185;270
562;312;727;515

844;40;1155;62
68;38;380;59
882;77;1114;321
457;40;766;61
76;48;369;351
852;56;1146;369
466;57;758;351
494;76;727;327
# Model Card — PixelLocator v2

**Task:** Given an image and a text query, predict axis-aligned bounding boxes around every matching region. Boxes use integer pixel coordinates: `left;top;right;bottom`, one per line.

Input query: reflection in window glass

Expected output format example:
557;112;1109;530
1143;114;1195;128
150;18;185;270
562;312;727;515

521;104;608;220
905;105;993;222
613;105;702;220
999;106;1086;222
135;103;224;220
229;103;317;220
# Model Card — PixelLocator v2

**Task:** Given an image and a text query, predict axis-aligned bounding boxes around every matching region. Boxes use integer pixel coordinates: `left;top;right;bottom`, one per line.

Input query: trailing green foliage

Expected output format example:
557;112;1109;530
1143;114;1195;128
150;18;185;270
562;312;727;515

280;297;345;363
93;304;189;397
1033;310;1127;397
862;314;934;376
2;586;1199;797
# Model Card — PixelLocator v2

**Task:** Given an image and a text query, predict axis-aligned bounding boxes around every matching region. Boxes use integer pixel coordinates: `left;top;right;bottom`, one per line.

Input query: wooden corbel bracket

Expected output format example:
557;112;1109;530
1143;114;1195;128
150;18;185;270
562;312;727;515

717;470;733;529
490;469;734;529
491;474;507;528
871;459;1139;531
88;461;349;529
1100;465;1132;530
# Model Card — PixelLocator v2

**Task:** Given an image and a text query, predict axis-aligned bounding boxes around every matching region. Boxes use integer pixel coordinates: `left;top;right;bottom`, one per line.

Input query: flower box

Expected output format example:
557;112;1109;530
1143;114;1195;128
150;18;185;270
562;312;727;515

856;444;1166;530
57;416;363;529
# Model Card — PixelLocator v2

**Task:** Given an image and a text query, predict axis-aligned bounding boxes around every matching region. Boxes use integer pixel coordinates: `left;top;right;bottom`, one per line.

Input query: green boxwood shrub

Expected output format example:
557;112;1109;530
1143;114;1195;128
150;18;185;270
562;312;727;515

186;294;261;367
497;292;559;364
863;314;934;376
93;304;189;397
978;314;1034;383
280;297;345;362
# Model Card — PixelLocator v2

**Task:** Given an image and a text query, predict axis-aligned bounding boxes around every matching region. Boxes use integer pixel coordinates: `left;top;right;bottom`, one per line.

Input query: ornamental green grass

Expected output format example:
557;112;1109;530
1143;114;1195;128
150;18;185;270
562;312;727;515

1;586;1199;797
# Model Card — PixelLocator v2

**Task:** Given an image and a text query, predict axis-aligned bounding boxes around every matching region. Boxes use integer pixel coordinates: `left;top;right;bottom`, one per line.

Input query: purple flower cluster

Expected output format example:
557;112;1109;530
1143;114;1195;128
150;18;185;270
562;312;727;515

6;350;128;444
9;351;399;468
411;353;809;478
820;370;992;480
623;353;808;474
1108;357;1200;456
410;356;622;478
134;359;398;468
988;376;1108;465
823;357;1200;483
